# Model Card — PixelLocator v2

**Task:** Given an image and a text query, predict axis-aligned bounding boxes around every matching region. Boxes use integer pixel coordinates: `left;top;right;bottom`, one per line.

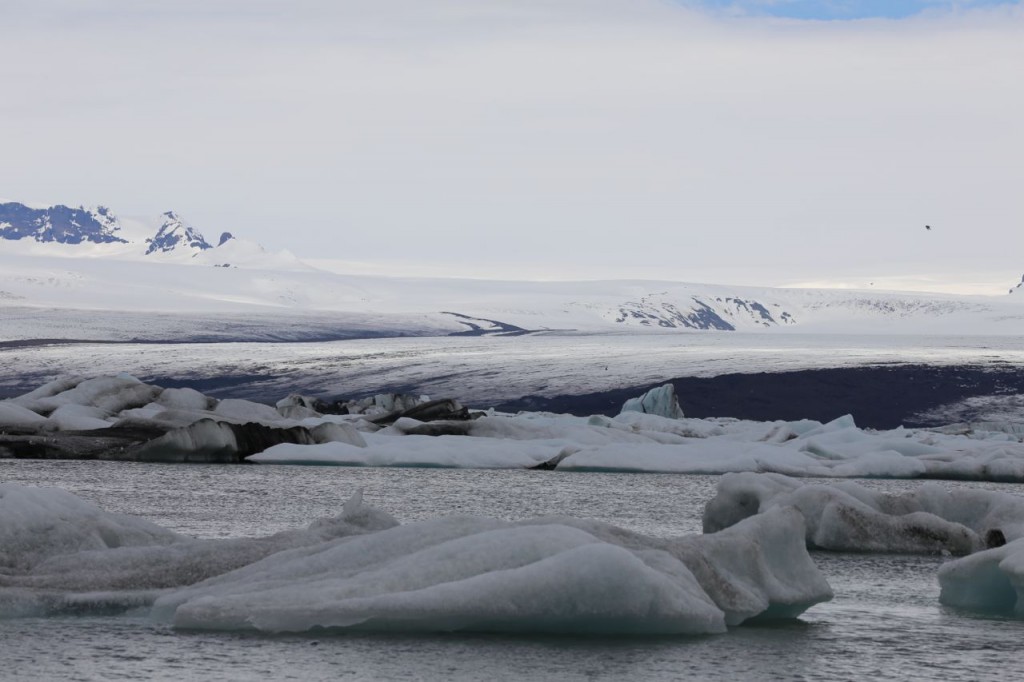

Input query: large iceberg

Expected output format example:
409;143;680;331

703;472;1024;554
153;506;830;634
0;484;831;635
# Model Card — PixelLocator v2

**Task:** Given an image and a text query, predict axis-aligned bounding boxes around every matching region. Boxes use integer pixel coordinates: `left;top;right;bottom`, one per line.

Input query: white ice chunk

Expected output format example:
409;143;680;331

154;504;830;635
309;422;366;447
619;383;685;420
212;398;285;424
0;485;397;617
0;483;183;573
0;402;48;428
558;440;830;475
249;434;560;468
159;521;728;635
156;387;213;412
45;403;114;431
939;538;1024;615
1;484;830;633
11;374;160;419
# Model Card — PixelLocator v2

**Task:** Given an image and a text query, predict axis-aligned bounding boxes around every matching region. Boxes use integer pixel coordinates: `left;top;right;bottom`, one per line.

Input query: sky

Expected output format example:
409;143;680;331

1;0;1021;294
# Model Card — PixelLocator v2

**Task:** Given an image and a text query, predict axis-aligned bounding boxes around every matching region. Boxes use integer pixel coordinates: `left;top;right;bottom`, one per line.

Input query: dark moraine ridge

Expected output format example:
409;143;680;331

493;364;1024;430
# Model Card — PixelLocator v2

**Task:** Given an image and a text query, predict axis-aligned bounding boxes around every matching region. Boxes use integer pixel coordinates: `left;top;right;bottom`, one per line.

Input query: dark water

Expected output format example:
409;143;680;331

3;461;1024;681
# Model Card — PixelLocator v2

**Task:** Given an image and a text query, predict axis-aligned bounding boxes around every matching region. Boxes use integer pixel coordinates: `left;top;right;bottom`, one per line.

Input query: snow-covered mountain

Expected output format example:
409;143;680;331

0;203;127;245
144;211;215;255
2;200;1023;339
0;201;302;269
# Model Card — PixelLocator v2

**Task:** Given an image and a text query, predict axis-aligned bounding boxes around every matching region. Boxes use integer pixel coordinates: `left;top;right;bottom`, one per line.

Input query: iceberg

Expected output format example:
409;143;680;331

619;383;685;420
0;485;398;617
0;483;182;574
154;506;830;635
703;472;1024;554
7;374;1024;483
0;484;831;635
939;539;1024;615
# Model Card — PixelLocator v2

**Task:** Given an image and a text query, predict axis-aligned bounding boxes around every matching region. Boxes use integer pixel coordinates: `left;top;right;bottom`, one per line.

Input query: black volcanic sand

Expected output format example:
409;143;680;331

493;364;1024;430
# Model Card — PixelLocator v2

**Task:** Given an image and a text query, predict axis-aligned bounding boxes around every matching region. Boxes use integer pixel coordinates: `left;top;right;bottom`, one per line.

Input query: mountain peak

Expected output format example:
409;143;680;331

145;211;213;255
0;202;128;245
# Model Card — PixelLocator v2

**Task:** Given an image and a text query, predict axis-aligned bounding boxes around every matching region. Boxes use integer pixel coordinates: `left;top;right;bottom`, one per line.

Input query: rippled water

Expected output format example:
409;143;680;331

3;461;1024;681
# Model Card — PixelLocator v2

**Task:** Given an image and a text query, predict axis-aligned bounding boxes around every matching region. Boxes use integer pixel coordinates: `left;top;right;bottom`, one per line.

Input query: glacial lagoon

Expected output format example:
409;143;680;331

3;461;1023;681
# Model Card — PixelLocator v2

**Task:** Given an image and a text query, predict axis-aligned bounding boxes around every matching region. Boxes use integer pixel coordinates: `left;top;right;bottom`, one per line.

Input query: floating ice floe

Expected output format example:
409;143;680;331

251;410;1024;482
0;485;398;618
0;484;831;635
153;505;831;635
939;538;1024;615
703;472;1024;554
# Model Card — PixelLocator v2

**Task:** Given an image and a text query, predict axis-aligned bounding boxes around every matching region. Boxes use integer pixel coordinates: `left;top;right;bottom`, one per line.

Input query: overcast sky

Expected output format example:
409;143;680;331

2;1;1021;293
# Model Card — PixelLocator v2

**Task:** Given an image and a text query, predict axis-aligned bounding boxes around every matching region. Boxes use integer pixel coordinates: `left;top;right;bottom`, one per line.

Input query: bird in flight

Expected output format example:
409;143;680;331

925;225;932;230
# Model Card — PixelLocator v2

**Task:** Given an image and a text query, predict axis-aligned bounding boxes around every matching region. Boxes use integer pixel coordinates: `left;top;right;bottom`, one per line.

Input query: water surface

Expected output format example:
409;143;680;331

3;461;1023;681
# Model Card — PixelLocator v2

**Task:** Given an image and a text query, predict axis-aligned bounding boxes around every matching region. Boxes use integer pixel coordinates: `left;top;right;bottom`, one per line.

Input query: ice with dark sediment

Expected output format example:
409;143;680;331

4;374;1024;481
703;472;1024;554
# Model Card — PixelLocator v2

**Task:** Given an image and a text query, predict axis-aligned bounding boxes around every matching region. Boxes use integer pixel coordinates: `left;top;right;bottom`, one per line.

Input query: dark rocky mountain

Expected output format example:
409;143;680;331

0;202;223;258
0;202;126;244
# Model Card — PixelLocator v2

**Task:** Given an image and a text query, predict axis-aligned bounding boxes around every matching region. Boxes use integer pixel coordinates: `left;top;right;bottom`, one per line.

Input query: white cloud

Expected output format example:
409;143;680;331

1;1;1021;292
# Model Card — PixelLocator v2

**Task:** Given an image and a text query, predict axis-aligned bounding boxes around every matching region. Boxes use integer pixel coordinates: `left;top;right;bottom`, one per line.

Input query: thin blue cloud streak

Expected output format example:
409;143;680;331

695;0;1020;20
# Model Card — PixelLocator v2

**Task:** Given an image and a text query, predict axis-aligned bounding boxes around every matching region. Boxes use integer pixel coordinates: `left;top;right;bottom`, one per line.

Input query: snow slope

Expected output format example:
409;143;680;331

4;200;1024;338
2;248;1023;338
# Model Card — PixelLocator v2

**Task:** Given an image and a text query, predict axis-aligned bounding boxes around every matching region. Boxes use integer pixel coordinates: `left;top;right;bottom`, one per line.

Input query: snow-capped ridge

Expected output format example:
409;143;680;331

607;293;798;331
144;211;213;256
0;202;127;245
1;200;301;269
